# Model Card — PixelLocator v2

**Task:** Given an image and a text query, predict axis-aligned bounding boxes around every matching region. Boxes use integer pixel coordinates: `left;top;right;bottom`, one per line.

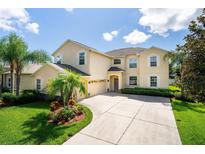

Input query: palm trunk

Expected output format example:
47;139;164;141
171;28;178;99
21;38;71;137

16;71;21;96
10;64;14;94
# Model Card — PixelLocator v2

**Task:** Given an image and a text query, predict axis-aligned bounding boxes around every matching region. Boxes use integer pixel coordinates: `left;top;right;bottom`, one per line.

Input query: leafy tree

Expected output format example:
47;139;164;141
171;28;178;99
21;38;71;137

176;9;205;102
47;70;86;107
164;50;186;87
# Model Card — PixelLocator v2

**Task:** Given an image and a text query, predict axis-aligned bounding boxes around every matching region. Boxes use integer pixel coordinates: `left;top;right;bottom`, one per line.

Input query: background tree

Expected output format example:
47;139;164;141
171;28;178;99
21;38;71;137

164;50;186;87
47;70;86;107
176;8;205;102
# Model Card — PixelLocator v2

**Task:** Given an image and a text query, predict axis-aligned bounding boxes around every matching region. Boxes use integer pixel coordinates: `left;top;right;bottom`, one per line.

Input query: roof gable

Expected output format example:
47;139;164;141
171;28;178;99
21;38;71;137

52;39;111;59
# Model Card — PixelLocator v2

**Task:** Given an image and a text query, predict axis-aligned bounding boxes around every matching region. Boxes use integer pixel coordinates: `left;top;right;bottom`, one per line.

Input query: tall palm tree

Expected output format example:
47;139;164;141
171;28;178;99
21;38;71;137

0;33;24;94
15;49;51;96
0;33;51;95
47;70;86;107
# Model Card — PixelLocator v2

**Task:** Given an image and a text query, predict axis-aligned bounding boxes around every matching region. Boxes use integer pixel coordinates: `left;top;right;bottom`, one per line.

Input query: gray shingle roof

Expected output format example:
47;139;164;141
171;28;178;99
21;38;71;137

106;47;146;57
54;63;90;76
108;67;124;72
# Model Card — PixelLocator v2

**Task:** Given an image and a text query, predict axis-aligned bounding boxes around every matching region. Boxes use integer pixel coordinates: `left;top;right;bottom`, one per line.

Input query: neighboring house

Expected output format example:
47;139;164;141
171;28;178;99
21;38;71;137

1;39;169;99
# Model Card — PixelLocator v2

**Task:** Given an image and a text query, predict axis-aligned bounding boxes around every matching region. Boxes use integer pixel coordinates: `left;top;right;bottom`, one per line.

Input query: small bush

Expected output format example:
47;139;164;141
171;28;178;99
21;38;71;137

121;87;173;97
50;101;62;111
1;87;10;93
49;107;76;124
73;104;84;115
1;93;18;105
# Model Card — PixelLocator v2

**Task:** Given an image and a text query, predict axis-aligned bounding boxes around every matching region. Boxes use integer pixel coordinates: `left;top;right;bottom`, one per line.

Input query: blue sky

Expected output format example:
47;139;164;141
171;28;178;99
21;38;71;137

0;8;202;55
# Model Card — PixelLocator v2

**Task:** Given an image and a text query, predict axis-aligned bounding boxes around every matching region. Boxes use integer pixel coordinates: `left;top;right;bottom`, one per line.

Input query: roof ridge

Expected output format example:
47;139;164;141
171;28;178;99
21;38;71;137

105;47;146;53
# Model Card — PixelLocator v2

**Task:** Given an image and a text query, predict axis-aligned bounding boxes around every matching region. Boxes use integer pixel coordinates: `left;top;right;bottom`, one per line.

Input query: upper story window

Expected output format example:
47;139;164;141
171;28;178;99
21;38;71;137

36;79;41;91
150;56;157;67
79;52;85;65
114;59;121;64
129;58;137;68
129;76;137;85
150;76;157;87
55;55;63;64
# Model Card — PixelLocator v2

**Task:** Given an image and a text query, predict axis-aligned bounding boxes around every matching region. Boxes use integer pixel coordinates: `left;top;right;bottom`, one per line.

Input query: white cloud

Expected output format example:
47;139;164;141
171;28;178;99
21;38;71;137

0;8;39;34
138;8;202;37
65;8;74;12
25;23;39;34
103;30;118;41
123;29;151;45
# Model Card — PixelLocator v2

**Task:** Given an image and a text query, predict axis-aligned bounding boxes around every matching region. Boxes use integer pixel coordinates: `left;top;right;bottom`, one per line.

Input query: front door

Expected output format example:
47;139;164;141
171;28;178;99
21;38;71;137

114;78;119;92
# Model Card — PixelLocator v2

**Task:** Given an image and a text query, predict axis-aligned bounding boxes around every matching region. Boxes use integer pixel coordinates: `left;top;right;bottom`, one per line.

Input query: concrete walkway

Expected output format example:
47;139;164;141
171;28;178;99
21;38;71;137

63;93;181;145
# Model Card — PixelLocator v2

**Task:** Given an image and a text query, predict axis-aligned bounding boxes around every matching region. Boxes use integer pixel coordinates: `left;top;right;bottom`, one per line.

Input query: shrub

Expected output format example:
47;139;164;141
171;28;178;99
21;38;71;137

49;107;76;124
121;87;173;97
73;104;84;115
1;93;18;105
1;90;44;107
19;91;39;104
50;101;62;111
1;87;10;93
21;89;38;95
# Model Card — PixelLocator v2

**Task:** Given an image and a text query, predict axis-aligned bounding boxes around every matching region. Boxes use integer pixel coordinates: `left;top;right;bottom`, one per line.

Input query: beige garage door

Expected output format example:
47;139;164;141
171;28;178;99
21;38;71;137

88;80;107;96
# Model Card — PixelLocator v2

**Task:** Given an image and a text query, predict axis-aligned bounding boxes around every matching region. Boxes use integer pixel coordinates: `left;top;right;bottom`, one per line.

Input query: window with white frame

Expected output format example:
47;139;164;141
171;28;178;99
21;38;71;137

150;56;157;67
150;76;157;87
79;52;85;65
36;79;41;91
129;76;137;85
114;59;121;64
8;78;11;87
129;58;137;68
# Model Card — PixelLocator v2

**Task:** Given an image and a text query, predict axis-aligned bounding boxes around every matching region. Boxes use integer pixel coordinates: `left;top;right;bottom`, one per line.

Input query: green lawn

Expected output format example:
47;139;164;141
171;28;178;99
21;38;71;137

171;99;205;145
0;102;92;145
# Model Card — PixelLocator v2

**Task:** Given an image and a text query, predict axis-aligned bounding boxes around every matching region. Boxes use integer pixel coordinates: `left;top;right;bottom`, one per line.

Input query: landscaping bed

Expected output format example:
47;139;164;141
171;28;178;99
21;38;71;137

0;102;92;145
171;99;205;144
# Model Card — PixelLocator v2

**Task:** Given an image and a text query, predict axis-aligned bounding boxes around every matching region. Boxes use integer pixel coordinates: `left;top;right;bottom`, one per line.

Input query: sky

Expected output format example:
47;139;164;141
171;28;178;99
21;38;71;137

0;8;202;55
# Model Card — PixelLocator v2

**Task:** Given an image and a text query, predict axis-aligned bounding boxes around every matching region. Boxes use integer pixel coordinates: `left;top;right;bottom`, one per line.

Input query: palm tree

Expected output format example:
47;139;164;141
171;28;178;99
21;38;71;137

0;33;51;95
15;49;51;96
47;70;86;107
0;33;24;94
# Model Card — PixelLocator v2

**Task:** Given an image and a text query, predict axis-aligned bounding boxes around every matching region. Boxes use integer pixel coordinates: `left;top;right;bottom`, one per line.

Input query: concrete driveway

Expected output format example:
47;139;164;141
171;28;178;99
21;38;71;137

63;93;181;145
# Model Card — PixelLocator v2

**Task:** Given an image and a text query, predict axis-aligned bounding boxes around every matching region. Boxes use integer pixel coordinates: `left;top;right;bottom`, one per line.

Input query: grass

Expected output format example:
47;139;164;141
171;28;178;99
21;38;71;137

171;99;205;145
0;102;92;145
168;85;181;91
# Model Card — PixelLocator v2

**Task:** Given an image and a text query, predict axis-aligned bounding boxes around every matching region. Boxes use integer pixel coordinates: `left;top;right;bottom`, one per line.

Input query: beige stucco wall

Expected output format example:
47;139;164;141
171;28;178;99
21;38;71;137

53;41;91;75
20;74;34;90
139;48;169;88
89;51;111;80
3;73;34;91
33;64;60;92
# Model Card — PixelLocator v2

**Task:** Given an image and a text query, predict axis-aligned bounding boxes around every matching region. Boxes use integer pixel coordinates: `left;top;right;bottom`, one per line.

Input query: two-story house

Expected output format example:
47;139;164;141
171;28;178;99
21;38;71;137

1;39;169;99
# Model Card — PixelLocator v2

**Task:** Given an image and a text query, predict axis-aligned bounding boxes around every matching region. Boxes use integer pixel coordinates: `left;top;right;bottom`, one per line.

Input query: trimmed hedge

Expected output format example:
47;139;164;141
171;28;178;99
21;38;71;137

121;87;174;97
0;90;48;107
